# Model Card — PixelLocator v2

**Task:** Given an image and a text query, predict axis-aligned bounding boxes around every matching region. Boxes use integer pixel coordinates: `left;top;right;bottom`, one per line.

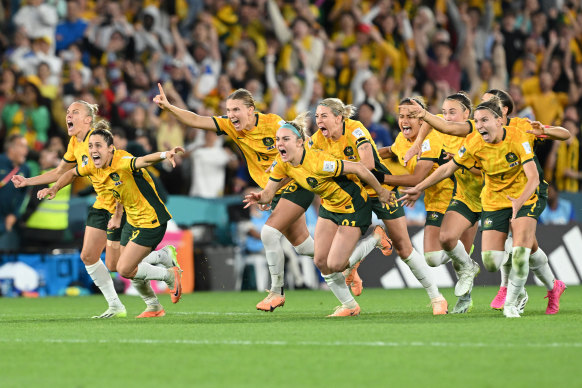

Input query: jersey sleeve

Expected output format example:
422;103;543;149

318;154;344;178
516;134;535;164
76;162;92;177
119;155;137;172
348;125;370;148
63;138;76;163
418;135;442;162
212;116;232;136
453;143;477;170
269;157;287;182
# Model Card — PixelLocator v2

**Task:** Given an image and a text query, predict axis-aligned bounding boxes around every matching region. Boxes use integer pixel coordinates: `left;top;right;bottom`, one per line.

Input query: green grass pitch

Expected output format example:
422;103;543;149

1;285;580;388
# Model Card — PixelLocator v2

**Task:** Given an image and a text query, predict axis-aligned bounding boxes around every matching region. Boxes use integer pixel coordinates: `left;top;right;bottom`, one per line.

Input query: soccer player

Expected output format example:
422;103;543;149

244;113;394;316
311;98;447;315
37;127;184;311
401;97;566;317
401;90;568;314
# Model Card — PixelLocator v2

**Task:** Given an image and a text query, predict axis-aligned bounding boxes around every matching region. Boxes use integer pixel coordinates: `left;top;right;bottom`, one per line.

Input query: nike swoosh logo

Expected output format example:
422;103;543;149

237;137;244;140
389;208;398;214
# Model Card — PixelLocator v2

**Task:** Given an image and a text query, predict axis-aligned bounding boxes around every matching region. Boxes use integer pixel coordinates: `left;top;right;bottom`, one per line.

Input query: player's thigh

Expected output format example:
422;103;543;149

313;217;337;274
81;226;107;264
423;225;442;253
117;242;153;278
326;225;362;273
383;216;412;258
481;230;507;251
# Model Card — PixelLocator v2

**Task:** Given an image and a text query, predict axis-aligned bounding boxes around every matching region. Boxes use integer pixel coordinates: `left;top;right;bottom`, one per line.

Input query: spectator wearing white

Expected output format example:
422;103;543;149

134;5;173;55
13;0;58;54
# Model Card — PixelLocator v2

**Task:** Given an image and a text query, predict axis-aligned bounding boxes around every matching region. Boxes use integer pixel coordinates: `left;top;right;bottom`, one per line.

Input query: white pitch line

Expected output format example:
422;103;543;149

0;338;581;348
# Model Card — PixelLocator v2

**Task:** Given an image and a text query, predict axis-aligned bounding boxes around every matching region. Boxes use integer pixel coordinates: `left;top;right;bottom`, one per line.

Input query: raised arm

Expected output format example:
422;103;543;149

37;168;79;200
400;100;471;136
399;159;460;206
526;120;571;141
134;147;185;169
383;159;434;187
152;83;216;131
12;159;75;188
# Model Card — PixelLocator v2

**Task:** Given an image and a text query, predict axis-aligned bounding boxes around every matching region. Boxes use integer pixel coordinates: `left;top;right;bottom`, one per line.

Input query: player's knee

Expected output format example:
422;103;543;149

261;225;283;249
482;250;504;272
327;262;345;273
80;250;99;266
438;231;456;251
424;251;445;267
116;263;134;279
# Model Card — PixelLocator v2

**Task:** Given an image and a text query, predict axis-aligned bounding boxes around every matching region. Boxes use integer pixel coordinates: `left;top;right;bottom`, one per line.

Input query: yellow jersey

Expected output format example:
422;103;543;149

270;146;368;214
309;118;395;195
213;113;287;191
555;138;579;192
390;130;454;213
441;121;483;213
453;126;538;211
76;150;171;228
63;129;116;214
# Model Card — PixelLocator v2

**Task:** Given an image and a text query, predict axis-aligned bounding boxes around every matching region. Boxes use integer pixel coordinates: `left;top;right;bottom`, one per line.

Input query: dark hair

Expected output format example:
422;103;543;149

485;89;514;115
91;120;114;146
475;96;503;118
446;92;472;113
399;96;426;110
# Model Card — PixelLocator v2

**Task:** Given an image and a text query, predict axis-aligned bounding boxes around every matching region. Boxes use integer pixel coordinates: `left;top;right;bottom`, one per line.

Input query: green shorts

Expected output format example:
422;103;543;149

370;195;405;220
271;183;314;211
446;199;481;225
318;201;372;235
481;201;542;233
121;223;168;249
86;206;123;241
425;211;445;227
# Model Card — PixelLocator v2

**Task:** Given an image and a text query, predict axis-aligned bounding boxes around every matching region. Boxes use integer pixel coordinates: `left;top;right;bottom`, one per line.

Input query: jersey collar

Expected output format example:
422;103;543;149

299;148;306;165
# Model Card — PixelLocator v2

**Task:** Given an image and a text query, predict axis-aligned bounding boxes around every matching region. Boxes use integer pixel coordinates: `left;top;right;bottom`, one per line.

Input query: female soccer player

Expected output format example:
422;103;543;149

401;97;566;317
400;90;568;314
38;127;184;310
311;98;447;314
244;113;393;316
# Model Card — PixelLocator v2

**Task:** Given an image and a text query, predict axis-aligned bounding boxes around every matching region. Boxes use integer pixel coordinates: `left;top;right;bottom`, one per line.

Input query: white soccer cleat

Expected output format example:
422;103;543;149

454;260;480;297
503;305;520;318
92;305;127;319
516;289;529;314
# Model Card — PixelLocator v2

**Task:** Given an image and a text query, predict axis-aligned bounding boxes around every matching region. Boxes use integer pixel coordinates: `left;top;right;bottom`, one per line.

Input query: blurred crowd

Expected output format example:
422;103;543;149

1;0;582;247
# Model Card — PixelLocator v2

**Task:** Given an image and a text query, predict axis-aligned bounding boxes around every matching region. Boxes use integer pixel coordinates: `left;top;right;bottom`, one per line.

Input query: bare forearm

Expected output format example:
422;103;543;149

423;113;470;136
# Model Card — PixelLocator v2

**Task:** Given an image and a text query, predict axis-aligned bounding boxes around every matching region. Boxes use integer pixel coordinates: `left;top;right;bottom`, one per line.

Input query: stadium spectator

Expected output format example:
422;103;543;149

539;183;575;225
55;0;88;53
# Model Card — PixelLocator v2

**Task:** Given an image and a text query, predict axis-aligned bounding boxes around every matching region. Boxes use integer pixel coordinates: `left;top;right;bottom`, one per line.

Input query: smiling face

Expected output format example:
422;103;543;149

66;102;92;137
442;99;469;122
276;127;303;164
88;134;114;168
398;105;422;140
315;105;343;139
473;109;503;143
225;98;255;131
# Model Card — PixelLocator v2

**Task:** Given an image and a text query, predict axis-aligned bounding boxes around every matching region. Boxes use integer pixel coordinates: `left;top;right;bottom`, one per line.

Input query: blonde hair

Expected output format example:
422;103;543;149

93;119;111;132
282;111;310;141
75;100;99;126
318;98;356;119
226;88;256;109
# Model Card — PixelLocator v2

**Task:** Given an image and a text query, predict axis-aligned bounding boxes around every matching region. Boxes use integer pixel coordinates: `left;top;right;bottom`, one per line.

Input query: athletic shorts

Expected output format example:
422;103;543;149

318;201;372;235
271;182;314;211
370;194;405;220
446;199;481;225
481;201;542;233
121;222;168;249
86;206;124;241
425;211;445;227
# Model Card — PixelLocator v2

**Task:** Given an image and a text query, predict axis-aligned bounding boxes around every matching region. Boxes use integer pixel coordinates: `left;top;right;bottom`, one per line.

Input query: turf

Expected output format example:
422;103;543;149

1;285;580;388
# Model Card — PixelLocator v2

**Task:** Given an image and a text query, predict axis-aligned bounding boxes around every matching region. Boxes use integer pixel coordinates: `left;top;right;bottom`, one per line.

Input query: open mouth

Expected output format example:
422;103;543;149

319;126;329;137
67;120;74;130
92;154;101;163
278;148;287;157
401;125;412;136
231;118;240;129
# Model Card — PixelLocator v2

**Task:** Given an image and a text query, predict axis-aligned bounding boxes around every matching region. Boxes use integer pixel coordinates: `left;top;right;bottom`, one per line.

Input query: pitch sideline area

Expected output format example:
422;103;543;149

1;286;580;387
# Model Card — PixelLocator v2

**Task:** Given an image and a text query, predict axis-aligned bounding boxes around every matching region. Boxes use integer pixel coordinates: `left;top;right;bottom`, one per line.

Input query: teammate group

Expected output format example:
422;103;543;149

11;84;568;319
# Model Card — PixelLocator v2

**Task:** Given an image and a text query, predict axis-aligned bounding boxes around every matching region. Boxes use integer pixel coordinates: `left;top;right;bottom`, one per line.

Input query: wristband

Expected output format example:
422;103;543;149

160;152;167;159
372;169;385;183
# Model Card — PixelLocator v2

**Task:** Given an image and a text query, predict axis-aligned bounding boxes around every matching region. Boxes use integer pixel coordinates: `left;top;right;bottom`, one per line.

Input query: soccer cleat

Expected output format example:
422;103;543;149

374;225;393;256
431;295;448;315
503;305;520;318
451;295;473;314
327;304;360;317
545;279;566;315
256;290;285;312
168;266;183;304
164;245;180;269
136;304;166;318
490;286;507;310
516;289;529;314
454;260;480;297
345;262;363;296
92;305;127;319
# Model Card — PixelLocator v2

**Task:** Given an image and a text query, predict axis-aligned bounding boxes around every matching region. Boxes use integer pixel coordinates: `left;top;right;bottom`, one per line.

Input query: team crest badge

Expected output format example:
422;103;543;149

263;137;275;150
110;173;120;181
429;212;439;221
484;218;493;228
82;155;89;167
344;146;354;158
505;152;518;163
306;177;319;189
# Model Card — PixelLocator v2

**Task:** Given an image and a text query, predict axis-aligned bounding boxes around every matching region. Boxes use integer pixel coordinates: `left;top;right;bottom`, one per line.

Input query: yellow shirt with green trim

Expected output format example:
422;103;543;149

453;126;538;211
270;147;368;214
309;118;395;195
213;112;288;191
441;119;483;213
391;130;454;213
76;150;171;228
63;129;117;214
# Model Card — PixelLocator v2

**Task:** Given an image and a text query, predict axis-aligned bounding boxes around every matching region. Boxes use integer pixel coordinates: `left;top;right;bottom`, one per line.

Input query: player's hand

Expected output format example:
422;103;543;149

108;216;121;230
399;186;421;207
525;119;547;138
403;143;421;166
507;195;522;220
243;191;264;208
11;175;28;188
153;83;170;110
37;187;57;200
378;188;396;207
167;146;185;168
398;99;426;119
